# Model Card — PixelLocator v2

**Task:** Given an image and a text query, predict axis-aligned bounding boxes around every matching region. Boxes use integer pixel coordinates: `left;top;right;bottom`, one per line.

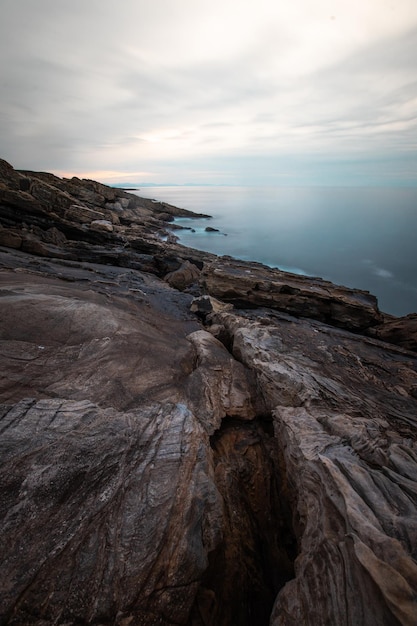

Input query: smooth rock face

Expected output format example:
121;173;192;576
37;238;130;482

1;159;417;625
185;330;261;432
0;399;221;626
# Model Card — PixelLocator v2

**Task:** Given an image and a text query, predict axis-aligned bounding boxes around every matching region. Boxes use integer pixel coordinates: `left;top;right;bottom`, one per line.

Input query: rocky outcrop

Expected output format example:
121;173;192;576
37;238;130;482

371;313;417;353
201;258;383;332
0;158;213;279
0;159;416;625
165;259;201;290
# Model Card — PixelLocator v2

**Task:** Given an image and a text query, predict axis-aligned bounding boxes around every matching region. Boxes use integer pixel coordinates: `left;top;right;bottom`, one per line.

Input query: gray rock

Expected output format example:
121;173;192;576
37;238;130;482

90;219;114;233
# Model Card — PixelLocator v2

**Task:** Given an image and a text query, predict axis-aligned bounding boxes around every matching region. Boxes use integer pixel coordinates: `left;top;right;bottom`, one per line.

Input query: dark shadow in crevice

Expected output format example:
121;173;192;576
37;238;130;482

188;415;297;626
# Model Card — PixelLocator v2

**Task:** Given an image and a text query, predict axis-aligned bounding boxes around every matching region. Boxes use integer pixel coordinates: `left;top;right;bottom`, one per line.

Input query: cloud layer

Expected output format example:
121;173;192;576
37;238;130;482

1;0;417;184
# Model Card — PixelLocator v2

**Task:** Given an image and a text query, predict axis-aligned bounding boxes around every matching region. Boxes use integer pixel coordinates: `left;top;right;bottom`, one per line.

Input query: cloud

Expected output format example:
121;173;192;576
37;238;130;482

1;0;417;183
362;259;394;280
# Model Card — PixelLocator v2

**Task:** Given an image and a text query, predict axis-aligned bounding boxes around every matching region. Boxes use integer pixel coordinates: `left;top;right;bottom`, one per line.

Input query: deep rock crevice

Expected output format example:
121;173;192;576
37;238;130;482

189;416;297;626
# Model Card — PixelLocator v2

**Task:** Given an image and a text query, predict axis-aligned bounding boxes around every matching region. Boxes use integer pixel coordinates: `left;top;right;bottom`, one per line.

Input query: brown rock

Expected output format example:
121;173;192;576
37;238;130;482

0;228;22;249
66;204;105;223
0;268;199;409
0;398;222;626
20;233;52;256
0;186;43;214
201;258;383;332
210;308;417;625
42;226;67;246
372;313;417;352
165;259;200;290
185;330;260;432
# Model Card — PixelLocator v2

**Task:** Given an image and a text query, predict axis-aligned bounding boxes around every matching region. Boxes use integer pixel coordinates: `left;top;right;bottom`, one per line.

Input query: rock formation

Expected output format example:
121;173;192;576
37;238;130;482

0;158;416;625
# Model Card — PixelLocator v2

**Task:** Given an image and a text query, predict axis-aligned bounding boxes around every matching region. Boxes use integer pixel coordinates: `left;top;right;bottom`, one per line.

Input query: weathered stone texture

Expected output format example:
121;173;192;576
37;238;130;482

201;258;383;332
0;399;222;626
211;309;417;625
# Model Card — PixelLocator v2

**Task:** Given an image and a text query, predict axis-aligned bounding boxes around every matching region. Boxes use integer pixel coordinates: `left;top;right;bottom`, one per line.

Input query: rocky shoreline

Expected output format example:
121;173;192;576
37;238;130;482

0;158;416;625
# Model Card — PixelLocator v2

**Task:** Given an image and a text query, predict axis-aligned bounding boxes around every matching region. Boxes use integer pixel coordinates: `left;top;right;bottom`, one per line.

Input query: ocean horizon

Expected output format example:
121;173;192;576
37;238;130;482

134;185;417;317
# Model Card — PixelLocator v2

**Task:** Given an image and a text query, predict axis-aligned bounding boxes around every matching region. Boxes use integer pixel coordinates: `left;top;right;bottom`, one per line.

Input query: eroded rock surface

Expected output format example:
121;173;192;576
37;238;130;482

1;159;417;625
209;309;417;625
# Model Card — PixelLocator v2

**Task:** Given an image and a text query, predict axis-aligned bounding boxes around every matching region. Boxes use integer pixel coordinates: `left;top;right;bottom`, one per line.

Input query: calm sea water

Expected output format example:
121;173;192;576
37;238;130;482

135;186;417;317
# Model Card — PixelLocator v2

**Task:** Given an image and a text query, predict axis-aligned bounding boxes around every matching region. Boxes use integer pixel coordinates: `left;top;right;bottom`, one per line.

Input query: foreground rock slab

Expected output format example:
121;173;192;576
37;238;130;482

0;399;221;626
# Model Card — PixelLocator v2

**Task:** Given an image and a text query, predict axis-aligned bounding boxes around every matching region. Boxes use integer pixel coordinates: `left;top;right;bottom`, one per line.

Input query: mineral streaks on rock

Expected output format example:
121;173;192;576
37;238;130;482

271;406;417;626
214;310;417;416
0;399;222;626
211;310;417;625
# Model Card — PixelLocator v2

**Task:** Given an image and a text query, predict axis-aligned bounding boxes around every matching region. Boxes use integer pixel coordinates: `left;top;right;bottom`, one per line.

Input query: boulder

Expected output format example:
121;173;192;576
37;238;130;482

41;226;67;245
185;329;260;432
165;259;200;290
90;219;114;233
190;294;233;317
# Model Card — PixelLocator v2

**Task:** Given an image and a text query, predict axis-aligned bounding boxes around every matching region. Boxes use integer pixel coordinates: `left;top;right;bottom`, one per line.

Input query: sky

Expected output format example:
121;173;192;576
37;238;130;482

1;0;417;186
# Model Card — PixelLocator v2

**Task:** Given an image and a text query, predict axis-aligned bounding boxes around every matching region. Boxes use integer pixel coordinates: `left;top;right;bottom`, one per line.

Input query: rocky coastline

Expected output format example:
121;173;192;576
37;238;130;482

0;157;416;625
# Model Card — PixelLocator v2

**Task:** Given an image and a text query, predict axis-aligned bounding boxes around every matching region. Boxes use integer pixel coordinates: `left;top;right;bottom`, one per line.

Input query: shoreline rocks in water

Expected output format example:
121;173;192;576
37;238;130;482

0;158;416;626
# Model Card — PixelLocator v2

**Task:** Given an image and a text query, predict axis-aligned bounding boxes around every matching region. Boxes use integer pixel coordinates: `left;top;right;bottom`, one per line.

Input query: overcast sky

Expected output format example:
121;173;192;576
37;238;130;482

1;0;417;185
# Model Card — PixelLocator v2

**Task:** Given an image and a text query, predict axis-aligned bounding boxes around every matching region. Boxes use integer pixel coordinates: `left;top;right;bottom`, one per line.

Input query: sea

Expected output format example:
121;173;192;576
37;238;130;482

134;186;417;317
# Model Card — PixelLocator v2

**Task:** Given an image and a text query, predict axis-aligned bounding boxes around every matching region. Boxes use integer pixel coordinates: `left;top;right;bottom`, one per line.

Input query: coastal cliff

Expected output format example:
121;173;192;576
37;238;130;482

0;158;416;625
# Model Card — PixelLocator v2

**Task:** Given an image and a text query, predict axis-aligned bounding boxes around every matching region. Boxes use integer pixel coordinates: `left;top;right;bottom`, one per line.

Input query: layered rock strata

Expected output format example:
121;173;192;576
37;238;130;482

0;159;416;625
